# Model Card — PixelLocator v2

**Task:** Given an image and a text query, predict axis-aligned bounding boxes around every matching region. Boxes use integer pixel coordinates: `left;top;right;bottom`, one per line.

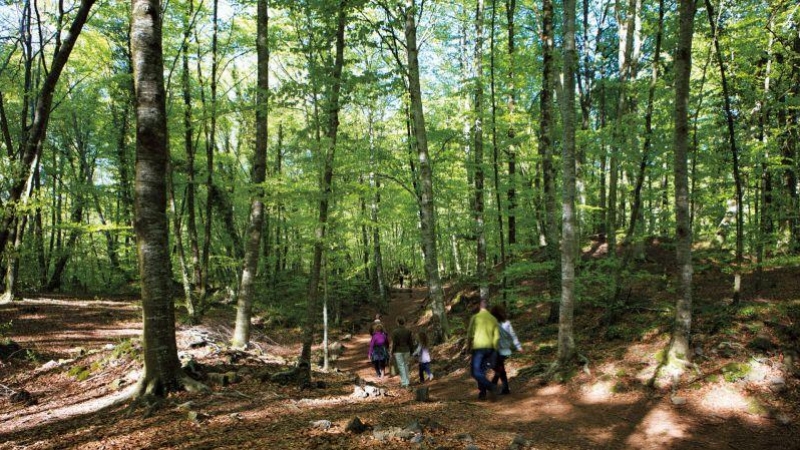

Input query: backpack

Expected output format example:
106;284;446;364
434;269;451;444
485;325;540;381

498;325;514;352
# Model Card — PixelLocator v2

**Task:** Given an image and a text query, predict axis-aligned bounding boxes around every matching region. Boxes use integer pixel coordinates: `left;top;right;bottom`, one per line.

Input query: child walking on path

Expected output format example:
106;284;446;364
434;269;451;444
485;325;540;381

413;331;434;382
490;304;523;394
368;323;390;378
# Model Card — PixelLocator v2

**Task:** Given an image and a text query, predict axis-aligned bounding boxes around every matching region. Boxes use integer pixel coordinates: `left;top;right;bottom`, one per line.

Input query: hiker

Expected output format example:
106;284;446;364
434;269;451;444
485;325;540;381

413;330;434;382
390;316;414;387
368;313;383;336
490;304;523;395
466;299;499;400
368;323;390;378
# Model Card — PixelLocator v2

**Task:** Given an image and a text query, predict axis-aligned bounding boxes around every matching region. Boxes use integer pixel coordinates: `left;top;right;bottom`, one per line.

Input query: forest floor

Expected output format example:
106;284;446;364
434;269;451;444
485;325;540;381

1;242;799;449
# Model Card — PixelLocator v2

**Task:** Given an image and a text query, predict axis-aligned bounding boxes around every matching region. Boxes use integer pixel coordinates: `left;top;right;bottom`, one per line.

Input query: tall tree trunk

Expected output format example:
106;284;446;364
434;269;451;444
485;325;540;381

705;0;744;303
505;0;517;250
131;0;203;397
182;0;201;319
199;0;220;313
558;0;578;367
368;111;388;308
232;0;269;349
404;0;449;337
472;0;488;303
299;0;348;381
489;0;506;285
667;0;696;368
756;15;774;291
541;0;560;324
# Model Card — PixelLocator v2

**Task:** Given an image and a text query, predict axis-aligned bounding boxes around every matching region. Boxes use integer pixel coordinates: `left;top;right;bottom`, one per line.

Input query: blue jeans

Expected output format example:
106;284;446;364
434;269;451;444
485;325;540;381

471;348;496;394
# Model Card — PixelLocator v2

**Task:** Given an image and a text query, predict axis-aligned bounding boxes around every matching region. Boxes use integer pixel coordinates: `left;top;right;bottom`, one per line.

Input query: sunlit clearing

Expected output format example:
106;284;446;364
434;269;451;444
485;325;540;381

625;407;688;447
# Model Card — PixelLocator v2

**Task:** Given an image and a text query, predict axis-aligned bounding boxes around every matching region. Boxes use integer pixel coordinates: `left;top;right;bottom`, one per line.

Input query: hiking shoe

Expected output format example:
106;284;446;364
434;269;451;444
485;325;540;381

478;392;487;400
428;373;434;381
499;388;510;395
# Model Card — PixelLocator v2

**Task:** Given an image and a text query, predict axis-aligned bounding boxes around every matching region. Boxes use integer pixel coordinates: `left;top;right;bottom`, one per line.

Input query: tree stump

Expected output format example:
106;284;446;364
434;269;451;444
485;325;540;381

415;386;429;402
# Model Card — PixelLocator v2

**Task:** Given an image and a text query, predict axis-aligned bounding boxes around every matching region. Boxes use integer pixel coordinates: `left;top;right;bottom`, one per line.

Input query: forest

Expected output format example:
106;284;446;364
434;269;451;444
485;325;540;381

0;0;799;448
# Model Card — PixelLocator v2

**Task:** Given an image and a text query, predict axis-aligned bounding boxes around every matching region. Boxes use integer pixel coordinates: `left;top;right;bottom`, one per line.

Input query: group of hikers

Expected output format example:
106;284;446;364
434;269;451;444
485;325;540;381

366;299;523;400
367;314;433;388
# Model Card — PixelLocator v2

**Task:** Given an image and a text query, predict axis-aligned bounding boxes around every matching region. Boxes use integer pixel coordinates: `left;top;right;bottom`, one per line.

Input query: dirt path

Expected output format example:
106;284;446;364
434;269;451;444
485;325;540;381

1;295;797;449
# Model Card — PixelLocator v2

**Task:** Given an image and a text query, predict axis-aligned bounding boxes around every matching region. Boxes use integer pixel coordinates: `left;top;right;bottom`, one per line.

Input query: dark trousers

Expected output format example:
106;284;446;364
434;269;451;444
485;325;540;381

372;359;386;377
470;348;495;394
418;362;432;381
491;354;509;391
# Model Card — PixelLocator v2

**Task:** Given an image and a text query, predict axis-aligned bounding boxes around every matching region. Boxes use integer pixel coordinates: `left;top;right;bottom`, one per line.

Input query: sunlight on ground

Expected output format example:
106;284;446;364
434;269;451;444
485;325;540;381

625;407;689;448
0;385;136;434
696;385;765;425
580;379;616;403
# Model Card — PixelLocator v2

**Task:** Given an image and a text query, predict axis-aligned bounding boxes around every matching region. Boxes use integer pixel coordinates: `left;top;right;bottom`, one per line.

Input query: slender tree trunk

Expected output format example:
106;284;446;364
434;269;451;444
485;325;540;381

233;0;269;348
131;0;203;397
756;16;774;291
404;0;449;337
489;0;506;284
182;0;201;319
705;0;744;303
368;111;388;308
199;0;220;313
541;0;560;324
299;0;347;381
667;0;695;367
472;0;488;303
505;0;517;250
558;0;578;367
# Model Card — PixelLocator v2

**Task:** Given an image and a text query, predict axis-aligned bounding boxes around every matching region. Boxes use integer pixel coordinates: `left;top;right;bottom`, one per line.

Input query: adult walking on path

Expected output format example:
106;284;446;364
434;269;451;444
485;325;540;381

467;300;499;400
490;304;523;394
368;323;390;379
390;316;414;387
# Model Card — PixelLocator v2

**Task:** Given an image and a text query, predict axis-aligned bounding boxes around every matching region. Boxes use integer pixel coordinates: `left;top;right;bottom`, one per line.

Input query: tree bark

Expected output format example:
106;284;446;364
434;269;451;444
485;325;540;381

404;0;449;337
558;0;578;367
505;0;517;250
705;0;744;303
667;0;696;367
541;0;560;324
131;0;201;397
472;0;488;303
233;0;269;348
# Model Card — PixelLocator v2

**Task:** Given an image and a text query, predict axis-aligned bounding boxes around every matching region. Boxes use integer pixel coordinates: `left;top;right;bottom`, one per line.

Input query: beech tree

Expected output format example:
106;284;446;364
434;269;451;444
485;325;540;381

667;0;696;368
130;0;203;396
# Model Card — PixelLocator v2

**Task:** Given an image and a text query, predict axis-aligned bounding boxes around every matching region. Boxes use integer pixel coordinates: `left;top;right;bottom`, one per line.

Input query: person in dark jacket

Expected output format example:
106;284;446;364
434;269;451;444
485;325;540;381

390;316;414;387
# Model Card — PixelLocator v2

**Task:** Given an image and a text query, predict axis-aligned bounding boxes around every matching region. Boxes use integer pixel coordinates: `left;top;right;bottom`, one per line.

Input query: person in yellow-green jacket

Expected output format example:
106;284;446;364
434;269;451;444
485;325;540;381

466;299;500;400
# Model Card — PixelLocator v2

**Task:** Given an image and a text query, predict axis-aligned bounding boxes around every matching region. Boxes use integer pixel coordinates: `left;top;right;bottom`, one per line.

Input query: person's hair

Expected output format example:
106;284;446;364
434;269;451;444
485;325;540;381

396;316;406;326
373;323;384;332
418;331;429;347
490;304;508;322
